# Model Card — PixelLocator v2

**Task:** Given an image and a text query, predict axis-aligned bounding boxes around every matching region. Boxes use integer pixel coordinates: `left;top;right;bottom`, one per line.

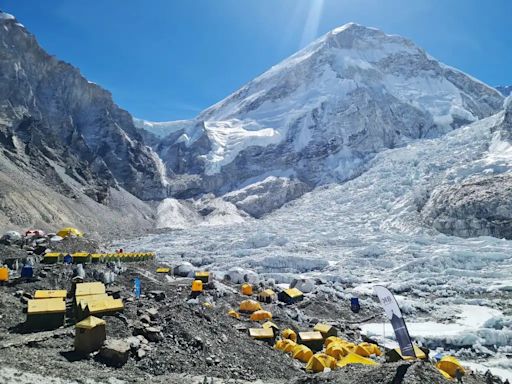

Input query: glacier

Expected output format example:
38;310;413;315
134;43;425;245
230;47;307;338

118;105;512;379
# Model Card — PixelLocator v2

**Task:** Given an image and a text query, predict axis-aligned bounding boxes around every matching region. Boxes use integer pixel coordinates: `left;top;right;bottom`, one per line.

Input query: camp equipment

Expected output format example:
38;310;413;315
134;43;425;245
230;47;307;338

57;227;83;238
248;328;274;343
75;316;106;354
156;267;171;273
313;323;337;339
34;290;67;300
306;353;337;373
239;299;263;313
0;267;9;282
63;254;73;264
42;253;61;264
292;344;314;363
194;271;211;284
250;310;272;322
21;264;33;278
257;289;277;303
337;352;378;367
241;283;253;296
26;298;66;330
228;309;241;319
281;328;297;342
278;288;304;304
350;297;360;313
436;356;465;378
298;331;324;352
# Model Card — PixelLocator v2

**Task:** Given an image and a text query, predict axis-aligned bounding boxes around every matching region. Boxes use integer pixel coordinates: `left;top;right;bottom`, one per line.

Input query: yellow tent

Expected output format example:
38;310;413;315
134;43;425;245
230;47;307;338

314;323;337;339
292;345;314;363
239;299;263;313
0;267;9;282
326;343;350;360
306;353;337;373
358;342;382;356
281;328;297;342
337;352;378;368
248;328;274;342
192;280;203;293
250;310;272;322
257;289;277;303
388;345;428;361
274;339;296;352
34;290;67;300
324;336;345;348
156;267;171;273
228;309;241;319
262;321;279;333
241;283;253;296
57;227;83;238
436;356;465;378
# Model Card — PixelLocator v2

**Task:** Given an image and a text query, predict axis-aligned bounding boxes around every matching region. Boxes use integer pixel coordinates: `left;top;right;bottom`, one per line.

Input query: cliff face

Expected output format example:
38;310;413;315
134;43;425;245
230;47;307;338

0;12;167;203
0;12;167;234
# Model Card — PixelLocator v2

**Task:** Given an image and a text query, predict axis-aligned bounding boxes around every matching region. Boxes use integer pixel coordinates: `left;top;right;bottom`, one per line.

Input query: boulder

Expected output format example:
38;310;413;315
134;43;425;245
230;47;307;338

99;339;130;367
290;278;316;293
0;231;22;245
173;262;194;277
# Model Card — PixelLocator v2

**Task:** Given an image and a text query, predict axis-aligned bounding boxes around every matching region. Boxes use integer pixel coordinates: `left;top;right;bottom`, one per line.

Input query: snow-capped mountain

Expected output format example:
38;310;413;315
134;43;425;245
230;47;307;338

496;85;512;96
0;12;166;233
147;23;503;216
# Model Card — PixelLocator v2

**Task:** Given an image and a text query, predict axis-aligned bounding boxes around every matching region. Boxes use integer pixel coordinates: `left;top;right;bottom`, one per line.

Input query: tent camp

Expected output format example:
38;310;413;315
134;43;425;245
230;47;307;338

241;283;253;296
337;352;378;368
281;328;297;342
386;344;428;362
292;344;314;363
305;353;337;373
57;227;83;238
436;356;465;379
250;310;272;322
313;323;337;339
239;300;263;313
274;339;297;354
26;298;66;330
298;331;324;352
278;288;304;304
75;316;106;354
248;328;274;343
257;289;277;303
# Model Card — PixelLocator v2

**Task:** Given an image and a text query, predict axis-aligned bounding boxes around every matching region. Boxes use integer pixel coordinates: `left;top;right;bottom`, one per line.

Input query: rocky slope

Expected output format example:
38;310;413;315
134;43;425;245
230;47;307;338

0;12;167;234
144;23;503;220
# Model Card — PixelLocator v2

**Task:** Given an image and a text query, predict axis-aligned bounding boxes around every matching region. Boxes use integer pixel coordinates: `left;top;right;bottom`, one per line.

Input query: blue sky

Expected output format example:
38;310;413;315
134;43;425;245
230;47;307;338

3;0;511;121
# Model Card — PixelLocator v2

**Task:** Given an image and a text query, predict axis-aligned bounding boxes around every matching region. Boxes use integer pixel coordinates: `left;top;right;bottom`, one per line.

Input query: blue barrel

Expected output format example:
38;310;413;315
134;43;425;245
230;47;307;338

350;297;360;313
21;264;33;278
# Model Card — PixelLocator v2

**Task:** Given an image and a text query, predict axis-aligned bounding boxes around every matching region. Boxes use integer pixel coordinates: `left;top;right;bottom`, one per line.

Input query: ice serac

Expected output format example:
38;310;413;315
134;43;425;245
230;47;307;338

422;97;512;239
153;22;503;216
0;12;165;232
